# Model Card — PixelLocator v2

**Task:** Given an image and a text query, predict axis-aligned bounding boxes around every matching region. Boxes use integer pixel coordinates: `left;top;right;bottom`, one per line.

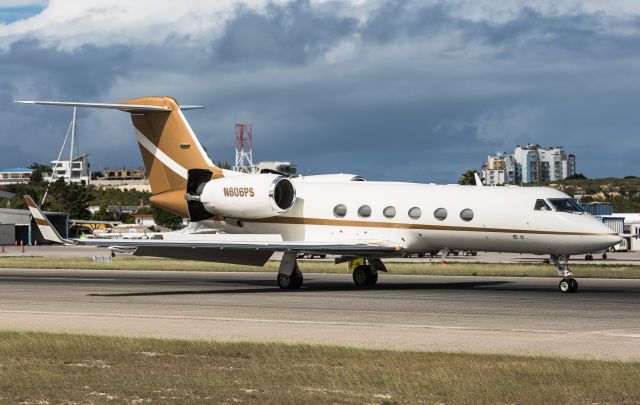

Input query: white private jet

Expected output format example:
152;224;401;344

17;97;621;293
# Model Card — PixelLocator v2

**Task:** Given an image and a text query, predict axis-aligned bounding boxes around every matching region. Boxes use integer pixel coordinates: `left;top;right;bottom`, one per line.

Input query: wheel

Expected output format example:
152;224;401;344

569;278;578;292
471;252;477;256
585;254;593;261
559;278;578;293
277;267;303;290
602;253;608;260
353;265;378;288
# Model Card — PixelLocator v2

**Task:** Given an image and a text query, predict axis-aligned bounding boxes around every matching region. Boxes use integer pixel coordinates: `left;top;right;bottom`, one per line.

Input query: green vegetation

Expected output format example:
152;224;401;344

458;169;480;185
0;331;638;404
28;162;52;183
1;256;640;278
136;206;184;227
6;180;148;213
89;186;149;208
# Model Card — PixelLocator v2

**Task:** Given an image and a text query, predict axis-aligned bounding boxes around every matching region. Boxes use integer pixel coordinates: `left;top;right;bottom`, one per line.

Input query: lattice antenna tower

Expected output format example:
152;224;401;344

233;123;253;173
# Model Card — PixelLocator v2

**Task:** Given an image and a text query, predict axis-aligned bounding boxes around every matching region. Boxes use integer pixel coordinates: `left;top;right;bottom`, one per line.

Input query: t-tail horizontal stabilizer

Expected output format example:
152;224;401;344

23;195;70;244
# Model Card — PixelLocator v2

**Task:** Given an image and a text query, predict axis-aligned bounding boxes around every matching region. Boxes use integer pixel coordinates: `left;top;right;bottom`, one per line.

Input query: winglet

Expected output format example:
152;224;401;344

23;196;69;244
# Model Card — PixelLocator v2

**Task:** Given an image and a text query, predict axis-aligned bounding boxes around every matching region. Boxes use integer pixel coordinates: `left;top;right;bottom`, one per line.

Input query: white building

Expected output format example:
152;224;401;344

0;167;32;185
483;145;575;185
45;154;91;185
252;161;298;177
482;153;518;186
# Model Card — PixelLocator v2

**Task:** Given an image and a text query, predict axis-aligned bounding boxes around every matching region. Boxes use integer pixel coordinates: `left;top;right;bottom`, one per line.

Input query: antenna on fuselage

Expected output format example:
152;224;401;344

474;172;484;187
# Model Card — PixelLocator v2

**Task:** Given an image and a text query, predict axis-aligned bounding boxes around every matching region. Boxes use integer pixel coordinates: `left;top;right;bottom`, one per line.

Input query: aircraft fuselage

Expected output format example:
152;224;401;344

208;180;620;256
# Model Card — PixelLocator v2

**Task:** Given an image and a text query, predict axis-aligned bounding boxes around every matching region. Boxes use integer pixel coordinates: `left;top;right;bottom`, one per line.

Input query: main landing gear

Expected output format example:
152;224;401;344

277;266;303;290
352;264;378;287
277;252;304;290
551;255;578;293
349;258;386;288
276;254;387;290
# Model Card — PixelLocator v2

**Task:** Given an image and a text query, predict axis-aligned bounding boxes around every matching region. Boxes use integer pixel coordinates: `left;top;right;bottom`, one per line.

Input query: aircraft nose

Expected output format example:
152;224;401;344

607;234;623;246
595;233;622;251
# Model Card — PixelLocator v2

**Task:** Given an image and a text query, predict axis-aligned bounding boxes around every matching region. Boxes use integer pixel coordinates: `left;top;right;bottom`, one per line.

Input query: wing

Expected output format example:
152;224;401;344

73;237;401;254
24;196;402;266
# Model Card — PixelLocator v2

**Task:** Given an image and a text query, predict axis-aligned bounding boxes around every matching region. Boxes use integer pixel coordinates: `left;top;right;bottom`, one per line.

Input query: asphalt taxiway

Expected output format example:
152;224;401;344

0;269;638;359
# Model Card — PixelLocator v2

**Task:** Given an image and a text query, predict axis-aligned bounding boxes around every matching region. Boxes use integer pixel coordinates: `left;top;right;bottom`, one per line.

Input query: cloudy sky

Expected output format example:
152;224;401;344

1;0;639;182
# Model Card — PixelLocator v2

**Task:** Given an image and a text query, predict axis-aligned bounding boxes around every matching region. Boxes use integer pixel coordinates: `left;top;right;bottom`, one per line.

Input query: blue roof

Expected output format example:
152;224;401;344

0;167;32;173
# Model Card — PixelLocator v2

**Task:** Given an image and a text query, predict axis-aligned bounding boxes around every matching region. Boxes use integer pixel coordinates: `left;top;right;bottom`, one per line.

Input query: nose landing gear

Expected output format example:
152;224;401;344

558;277;578;293
551;255;578;293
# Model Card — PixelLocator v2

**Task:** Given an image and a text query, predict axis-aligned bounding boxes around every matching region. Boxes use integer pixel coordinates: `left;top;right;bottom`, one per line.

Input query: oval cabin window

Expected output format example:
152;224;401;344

434;208;447;221
334;204;347;218
383;206;396;218
358;205;372;218
408;207;422;219
460;208;474;221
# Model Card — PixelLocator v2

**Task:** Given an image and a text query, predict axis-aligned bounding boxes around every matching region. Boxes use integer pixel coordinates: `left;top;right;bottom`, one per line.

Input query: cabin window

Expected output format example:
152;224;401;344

548;198;585;213
460;208;474;221
358;205;372;218
534;199;552;211
383;206;396;218
434;208;447;221
333;204;347;218
408;207;422;219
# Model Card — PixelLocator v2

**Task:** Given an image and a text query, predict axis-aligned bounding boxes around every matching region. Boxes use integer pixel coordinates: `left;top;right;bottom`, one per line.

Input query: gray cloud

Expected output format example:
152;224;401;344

1;0;640;182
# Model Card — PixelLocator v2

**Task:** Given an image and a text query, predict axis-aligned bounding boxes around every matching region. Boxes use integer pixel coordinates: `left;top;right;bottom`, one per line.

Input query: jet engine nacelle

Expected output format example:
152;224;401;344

199;174;296;219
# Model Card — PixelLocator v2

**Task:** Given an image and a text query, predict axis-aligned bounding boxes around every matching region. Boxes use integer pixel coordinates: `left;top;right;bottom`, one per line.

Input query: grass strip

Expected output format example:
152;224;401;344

1;255;640;278
0;331;638;404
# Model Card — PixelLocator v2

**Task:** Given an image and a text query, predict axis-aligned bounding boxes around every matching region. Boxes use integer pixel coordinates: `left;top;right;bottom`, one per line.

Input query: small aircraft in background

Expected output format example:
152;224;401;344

18;97;621;293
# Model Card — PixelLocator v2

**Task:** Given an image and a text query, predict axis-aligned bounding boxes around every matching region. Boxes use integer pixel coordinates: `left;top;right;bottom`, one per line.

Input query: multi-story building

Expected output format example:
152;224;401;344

482;144;575;185
91;167;150;192
252;161;298;177
101;167;147;181
0;167;32;185
481;153;518;186
45;154;91;185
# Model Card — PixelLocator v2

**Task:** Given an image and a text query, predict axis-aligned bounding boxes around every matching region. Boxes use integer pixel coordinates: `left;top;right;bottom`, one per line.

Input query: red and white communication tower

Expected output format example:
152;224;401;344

233;123;253;173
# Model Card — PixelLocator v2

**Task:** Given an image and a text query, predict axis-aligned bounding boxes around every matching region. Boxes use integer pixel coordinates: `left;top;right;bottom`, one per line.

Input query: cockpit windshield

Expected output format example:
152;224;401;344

534;199;552;211
548;198;585;213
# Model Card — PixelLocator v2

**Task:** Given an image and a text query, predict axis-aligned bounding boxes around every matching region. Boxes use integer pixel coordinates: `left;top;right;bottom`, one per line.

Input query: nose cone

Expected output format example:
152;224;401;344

605;234;623;247
583;217;622;252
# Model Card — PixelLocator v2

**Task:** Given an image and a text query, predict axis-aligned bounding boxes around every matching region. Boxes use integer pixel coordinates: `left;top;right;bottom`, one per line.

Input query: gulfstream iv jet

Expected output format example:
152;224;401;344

16;97;621;293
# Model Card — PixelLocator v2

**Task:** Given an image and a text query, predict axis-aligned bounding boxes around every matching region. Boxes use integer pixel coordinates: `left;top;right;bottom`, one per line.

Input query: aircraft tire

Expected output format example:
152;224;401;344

277;269;303;290
353;265;377;288
559;278;578;293
569;278;578;292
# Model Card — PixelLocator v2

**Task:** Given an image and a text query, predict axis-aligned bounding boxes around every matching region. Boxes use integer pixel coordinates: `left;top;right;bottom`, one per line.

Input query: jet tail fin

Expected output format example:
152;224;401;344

16;96;222;217
23;195;70;244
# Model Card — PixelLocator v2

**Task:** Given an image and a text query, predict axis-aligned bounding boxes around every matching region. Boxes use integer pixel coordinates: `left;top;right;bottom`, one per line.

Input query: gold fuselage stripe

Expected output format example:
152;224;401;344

235;216;617;237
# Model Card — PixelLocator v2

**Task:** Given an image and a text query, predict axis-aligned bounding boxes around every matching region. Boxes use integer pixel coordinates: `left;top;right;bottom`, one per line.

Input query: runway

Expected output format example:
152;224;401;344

0;268;639;360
